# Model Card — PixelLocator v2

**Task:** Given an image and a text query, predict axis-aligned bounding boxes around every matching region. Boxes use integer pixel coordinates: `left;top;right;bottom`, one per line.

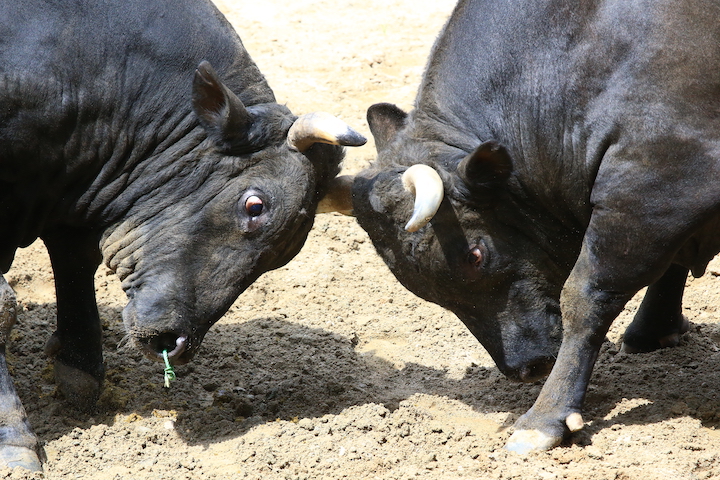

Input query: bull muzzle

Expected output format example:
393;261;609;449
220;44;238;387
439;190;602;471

122;298;198;365
492;355;556;383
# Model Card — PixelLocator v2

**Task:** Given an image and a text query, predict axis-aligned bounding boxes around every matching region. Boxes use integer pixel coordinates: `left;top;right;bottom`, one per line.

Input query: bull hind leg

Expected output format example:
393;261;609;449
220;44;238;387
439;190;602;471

0;273;43;471
621;264;690;353
42;227;104;409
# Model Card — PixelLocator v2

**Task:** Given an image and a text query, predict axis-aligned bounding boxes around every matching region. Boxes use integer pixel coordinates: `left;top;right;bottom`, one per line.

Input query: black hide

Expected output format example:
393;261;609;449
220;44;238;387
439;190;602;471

0;0;349;468
351;0;720;451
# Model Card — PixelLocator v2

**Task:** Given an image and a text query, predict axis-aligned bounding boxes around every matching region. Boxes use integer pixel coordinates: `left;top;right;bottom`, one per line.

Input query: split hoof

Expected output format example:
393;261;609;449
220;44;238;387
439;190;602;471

506;413;583;454
621;317;690;354
621;333;679;353
54;360;102;411
505;429;561;454
0;446;42;472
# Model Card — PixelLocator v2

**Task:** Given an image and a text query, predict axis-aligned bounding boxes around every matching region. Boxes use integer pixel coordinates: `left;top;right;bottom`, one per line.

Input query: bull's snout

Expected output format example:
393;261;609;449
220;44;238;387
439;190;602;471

123;287;198;365
516;357;554;383
500;356;555;383
137;332;190;365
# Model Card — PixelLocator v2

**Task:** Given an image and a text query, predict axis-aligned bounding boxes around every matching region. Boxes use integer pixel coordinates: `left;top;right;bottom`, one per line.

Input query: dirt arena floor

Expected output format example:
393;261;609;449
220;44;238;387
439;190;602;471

4;1;720;478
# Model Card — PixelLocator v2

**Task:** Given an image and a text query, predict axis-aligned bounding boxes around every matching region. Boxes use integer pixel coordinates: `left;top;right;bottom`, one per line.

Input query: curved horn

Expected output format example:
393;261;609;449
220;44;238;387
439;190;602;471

287;112;367;152
401;164;444;232
316;175;355;215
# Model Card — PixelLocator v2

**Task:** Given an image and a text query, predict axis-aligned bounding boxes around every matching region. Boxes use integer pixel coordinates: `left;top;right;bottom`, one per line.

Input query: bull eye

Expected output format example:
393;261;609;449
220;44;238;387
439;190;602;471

467;245;484;268
245;195;264;217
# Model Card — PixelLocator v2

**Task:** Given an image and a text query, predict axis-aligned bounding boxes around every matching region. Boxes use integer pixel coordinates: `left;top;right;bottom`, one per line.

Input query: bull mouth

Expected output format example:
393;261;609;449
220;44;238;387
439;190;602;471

136;332;192;365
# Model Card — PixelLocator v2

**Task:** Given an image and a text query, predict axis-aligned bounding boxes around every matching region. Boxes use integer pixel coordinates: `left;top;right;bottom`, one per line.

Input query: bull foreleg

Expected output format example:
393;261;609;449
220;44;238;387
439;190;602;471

42;227;104;410
621;264;690;353
505;247;634;453
0;273;42;471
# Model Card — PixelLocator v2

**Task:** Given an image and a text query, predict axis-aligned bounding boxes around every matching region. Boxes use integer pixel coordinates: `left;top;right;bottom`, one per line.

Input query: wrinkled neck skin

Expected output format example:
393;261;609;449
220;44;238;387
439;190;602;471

94;117;320;346
97;127;232;282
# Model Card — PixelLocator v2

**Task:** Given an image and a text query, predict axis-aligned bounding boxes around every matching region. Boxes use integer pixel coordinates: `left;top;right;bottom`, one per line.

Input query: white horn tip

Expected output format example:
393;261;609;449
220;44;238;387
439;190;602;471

401;164;444;232
287;112;366;152
404;215;431;232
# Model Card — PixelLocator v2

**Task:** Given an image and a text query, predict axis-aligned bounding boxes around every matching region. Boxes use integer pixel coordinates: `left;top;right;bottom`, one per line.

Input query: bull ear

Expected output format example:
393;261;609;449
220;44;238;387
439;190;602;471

192;60;253;150
456;141;513;192
367;103;408;152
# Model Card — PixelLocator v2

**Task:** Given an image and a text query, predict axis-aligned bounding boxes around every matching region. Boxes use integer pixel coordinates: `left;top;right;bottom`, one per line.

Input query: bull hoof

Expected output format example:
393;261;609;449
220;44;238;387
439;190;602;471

0;446;42;472
54;360;102;411
621;316;690;354
505;428;561;454
506;413;583;454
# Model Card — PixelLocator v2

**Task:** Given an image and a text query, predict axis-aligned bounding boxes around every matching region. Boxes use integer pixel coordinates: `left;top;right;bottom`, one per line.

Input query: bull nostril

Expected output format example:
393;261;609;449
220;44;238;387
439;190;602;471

153;333;179;353
148;333;187;358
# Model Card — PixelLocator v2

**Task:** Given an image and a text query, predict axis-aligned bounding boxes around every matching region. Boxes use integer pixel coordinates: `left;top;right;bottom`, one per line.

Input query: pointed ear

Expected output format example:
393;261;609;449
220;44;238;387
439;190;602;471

192;60;253;150
366;103;408;152
456;141;513;192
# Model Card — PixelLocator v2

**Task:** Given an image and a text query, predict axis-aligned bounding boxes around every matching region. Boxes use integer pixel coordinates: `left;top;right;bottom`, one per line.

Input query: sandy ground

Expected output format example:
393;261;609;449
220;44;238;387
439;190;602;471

4;1;720;478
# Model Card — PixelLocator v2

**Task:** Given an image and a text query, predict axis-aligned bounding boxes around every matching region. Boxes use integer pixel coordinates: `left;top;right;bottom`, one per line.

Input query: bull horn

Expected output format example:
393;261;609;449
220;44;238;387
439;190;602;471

401;164;444;232
317;175;355;215
287;112;367;152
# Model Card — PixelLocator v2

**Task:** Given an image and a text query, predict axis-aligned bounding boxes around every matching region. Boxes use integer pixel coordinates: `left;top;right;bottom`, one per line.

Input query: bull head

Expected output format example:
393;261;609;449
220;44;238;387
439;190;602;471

319;102;562;383
117;61;367;365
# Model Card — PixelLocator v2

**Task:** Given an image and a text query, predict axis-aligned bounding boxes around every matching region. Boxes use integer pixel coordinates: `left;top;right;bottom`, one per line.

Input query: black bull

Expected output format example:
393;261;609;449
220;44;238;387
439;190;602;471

323;0;720;453
0;0;365;470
